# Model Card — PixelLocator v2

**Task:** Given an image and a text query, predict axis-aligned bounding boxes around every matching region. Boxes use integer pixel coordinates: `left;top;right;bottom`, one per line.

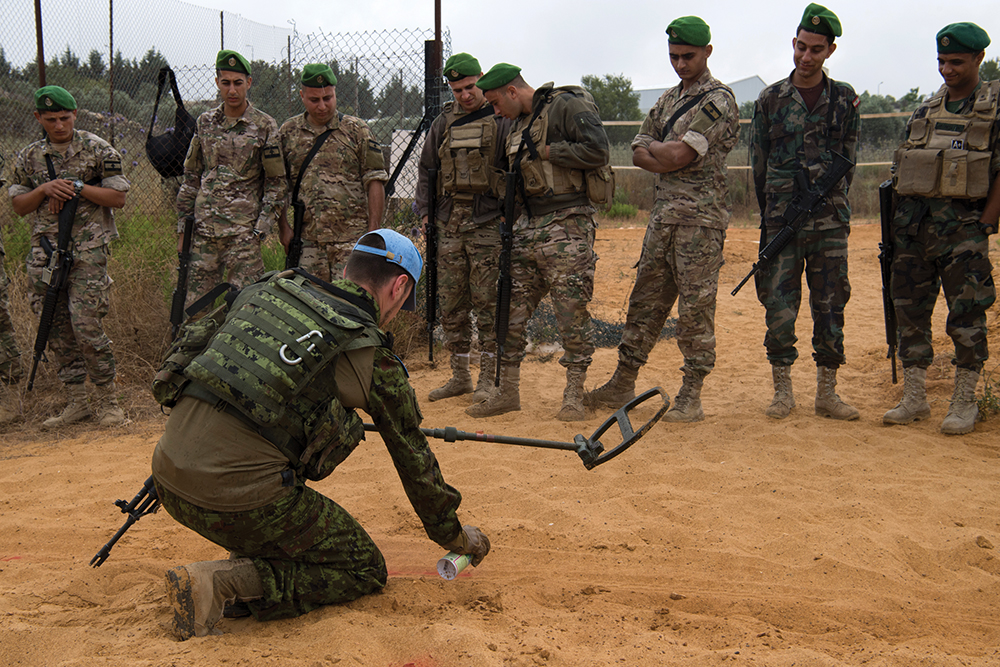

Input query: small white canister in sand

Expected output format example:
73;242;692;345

436;551;472;580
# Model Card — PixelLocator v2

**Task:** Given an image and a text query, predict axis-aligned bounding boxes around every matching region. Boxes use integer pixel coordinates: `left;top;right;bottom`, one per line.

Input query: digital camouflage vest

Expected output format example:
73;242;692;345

894;80;1000;199
152;270;387;481
438;101;497;200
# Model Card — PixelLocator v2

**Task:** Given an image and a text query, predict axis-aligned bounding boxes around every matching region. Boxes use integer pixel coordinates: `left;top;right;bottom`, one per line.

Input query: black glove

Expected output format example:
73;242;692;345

442;525;491;566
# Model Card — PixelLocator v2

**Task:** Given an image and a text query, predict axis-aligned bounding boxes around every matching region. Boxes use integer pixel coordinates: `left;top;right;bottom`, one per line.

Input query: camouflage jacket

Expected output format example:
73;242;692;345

8;129;129;252
751;73;859;230
632;68;739;229
279;112;388;244
177;103;287;238
893;81;1000;234
415;99;512;233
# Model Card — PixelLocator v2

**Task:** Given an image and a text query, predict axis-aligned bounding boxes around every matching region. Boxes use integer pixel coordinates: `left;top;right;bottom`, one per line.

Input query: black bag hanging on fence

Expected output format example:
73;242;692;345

146;67;197;178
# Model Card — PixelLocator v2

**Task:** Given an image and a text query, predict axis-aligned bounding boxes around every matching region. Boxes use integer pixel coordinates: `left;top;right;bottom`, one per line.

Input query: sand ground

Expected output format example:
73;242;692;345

1;223;998;667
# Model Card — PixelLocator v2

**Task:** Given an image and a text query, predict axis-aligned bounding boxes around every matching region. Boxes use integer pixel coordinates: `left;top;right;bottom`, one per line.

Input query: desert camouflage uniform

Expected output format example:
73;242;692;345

279;112;388;281
177;103;286;306
501;83;609;369
8;129;128;386
152;279;462;620
891;83;999;372
415;100;511;356
621;68;739;379
750;73;860;368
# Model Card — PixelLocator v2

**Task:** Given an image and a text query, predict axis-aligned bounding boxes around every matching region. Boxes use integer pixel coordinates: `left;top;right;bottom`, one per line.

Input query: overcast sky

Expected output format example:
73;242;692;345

8;0;999;102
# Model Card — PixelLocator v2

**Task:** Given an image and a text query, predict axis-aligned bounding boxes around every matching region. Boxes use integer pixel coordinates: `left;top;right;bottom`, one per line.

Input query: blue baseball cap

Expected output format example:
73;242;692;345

352;229;423;311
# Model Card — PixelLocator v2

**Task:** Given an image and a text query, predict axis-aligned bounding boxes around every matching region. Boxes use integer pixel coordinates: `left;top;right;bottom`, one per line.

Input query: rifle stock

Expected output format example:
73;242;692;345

27;195;80;391
494;172;516;386
169;214;195;339
284;201;306;270
425;168;438;362
732;152;855;296
878;179;898;384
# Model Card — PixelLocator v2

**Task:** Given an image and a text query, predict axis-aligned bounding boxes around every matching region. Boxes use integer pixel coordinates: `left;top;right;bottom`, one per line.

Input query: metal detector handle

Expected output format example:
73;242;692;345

581;386;670;469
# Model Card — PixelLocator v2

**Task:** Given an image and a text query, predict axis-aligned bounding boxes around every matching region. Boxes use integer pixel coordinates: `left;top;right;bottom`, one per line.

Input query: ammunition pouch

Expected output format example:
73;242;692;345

439;104;497;197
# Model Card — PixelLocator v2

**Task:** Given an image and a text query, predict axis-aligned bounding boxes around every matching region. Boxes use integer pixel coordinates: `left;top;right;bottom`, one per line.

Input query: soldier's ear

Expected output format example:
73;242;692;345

705;45;713;58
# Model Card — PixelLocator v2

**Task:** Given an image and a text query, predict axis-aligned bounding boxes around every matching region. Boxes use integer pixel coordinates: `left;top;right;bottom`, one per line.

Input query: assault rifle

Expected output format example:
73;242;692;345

425;167;438;362
285;128;334;270
27;193;80;391
731;151;855;296
494;171;516;385
878;179;898;384
170;214;195;339
90;476;160;567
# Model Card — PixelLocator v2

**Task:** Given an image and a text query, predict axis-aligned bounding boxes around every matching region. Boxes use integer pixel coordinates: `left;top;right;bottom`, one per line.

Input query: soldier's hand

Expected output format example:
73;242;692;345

443;525;491;566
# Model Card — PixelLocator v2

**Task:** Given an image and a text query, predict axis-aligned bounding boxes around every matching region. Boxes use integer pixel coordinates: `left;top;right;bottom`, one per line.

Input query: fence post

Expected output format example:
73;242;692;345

34;0;46;86
109;0;115;145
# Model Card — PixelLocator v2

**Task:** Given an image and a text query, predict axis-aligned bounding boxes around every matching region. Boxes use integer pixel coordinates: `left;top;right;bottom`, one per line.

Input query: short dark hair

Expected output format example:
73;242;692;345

796;26;835;45
345;232;410;289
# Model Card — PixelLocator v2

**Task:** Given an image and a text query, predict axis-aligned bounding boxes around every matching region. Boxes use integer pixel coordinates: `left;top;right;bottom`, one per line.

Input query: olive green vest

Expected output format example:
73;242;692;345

894;80;1000;199
438;101;497;200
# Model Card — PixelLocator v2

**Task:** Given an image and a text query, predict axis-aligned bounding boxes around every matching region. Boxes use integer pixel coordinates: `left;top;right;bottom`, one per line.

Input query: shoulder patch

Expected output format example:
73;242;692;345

688;100;724;135
367;139;382;153
263;145;281;160
262;144;284;177
851;95;860;109
103;157;123;177
702;100;722;122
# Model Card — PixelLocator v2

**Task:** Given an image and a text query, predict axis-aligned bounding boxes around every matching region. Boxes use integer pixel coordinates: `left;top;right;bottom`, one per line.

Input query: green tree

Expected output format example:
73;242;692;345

82;50;106;80
331;60;377;119
981;57;1000;82
581;73;642;121
739;99;755;120
376;73;422;119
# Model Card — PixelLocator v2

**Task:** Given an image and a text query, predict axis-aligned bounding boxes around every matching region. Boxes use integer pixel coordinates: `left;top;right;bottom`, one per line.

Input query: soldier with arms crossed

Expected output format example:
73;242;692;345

586;17;739;422
9;86;129;428
177;50;286;305
750;3;861;421
884;23;998;435
416;52;511;405
278;63;388;281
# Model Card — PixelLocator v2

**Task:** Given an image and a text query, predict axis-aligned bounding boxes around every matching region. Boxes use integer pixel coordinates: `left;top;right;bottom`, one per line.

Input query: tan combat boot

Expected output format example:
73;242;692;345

940;367;980;435
41;383;91;429
883;366;931;425
166;558;264;640
556;366;587;422
428;353;474;402
664;373;705;423
765;364;795;419
472;354;498;404
466;363;520;418
815;366;860;421
94;381;126;426
584;363;638;409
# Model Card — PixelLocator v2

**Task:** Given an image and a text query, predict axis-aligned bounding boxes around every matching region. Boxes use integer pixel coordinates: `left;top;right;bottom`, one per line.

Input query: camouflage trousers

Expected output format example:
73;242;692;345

755;225;850;368
891;218;995;371
26;245;116;386
186;232;264;310
436;207;500;355
297;239;357;283
618;216;725;378
155;481;387;622
502;207;597;368
0;252;23;383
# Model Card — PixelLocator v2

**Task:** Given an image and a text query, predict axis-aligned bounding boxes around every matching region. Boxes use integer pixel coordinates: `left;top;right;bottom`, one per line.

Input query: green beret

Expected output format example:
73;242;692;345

34;86;76;112
216;49;251;76
444;53;481;82
301;63;337;87
800;3;842;38
475;63;521;91
937;23;991;53
666;16;711;47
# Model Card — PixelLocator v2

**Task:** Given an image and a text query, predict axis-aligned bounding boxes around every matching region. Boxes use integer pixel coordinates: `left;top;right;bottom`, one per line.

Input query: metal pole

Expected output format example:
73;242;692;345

108;0;115;144
34;0;46;86
220;11;224;50
287;35;292;119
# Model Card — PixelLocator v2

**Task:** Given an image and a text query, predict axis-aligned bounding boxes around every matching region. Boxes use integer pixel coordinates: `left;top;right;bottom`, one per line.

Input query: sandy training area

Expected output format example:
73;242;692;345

1;223;998;666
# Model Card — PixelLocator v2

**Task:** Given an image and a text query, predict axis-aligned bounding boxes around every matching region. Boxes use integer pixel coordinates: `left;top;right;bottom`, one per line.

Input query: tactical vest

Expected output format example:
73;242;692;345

153;270;387;481
508;86;614;206
438;101;497;200
894;80;1000;200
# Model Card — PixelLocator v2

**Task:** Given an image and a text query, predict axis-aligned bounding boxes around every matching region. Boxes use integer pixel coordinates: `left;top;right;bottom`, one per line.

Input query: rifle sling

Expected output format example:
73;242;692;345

291;121;339;206
449;104;495;129
660;91;710;142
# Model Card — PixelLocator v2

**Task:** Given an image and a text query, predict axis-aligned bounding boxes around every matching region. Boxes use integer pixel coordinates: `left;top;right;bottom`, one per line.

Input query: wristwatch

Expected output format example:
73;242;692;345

252;229;267;241
73;179;85;195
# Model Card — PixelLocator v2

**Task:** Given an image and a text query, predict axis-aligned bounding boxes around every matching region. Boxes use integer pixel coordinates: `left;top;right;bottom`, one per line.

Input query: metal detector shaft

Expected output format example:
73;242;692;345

365;387;669;470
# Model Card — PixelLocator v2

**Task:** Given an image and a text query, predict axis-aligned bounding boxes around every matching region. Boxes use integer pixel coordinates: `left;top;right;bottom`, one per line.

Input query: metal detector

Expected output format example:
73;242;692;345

366;387;669;470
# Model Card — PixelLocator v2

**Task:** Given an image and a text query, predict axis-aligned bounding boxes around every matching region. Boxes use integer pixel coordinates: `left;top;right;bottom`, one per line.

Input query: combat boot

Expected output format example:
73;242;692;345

664;373;705;423
166;558;264;640
94;381;126;426
815;366;860;421
584;363;638;409
883;366;931;425
41;383;91;429
765;364;795;419
940;367;980;435
472;354;498;404
428;353;474;401
556;366;587;422
466;363;520;418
